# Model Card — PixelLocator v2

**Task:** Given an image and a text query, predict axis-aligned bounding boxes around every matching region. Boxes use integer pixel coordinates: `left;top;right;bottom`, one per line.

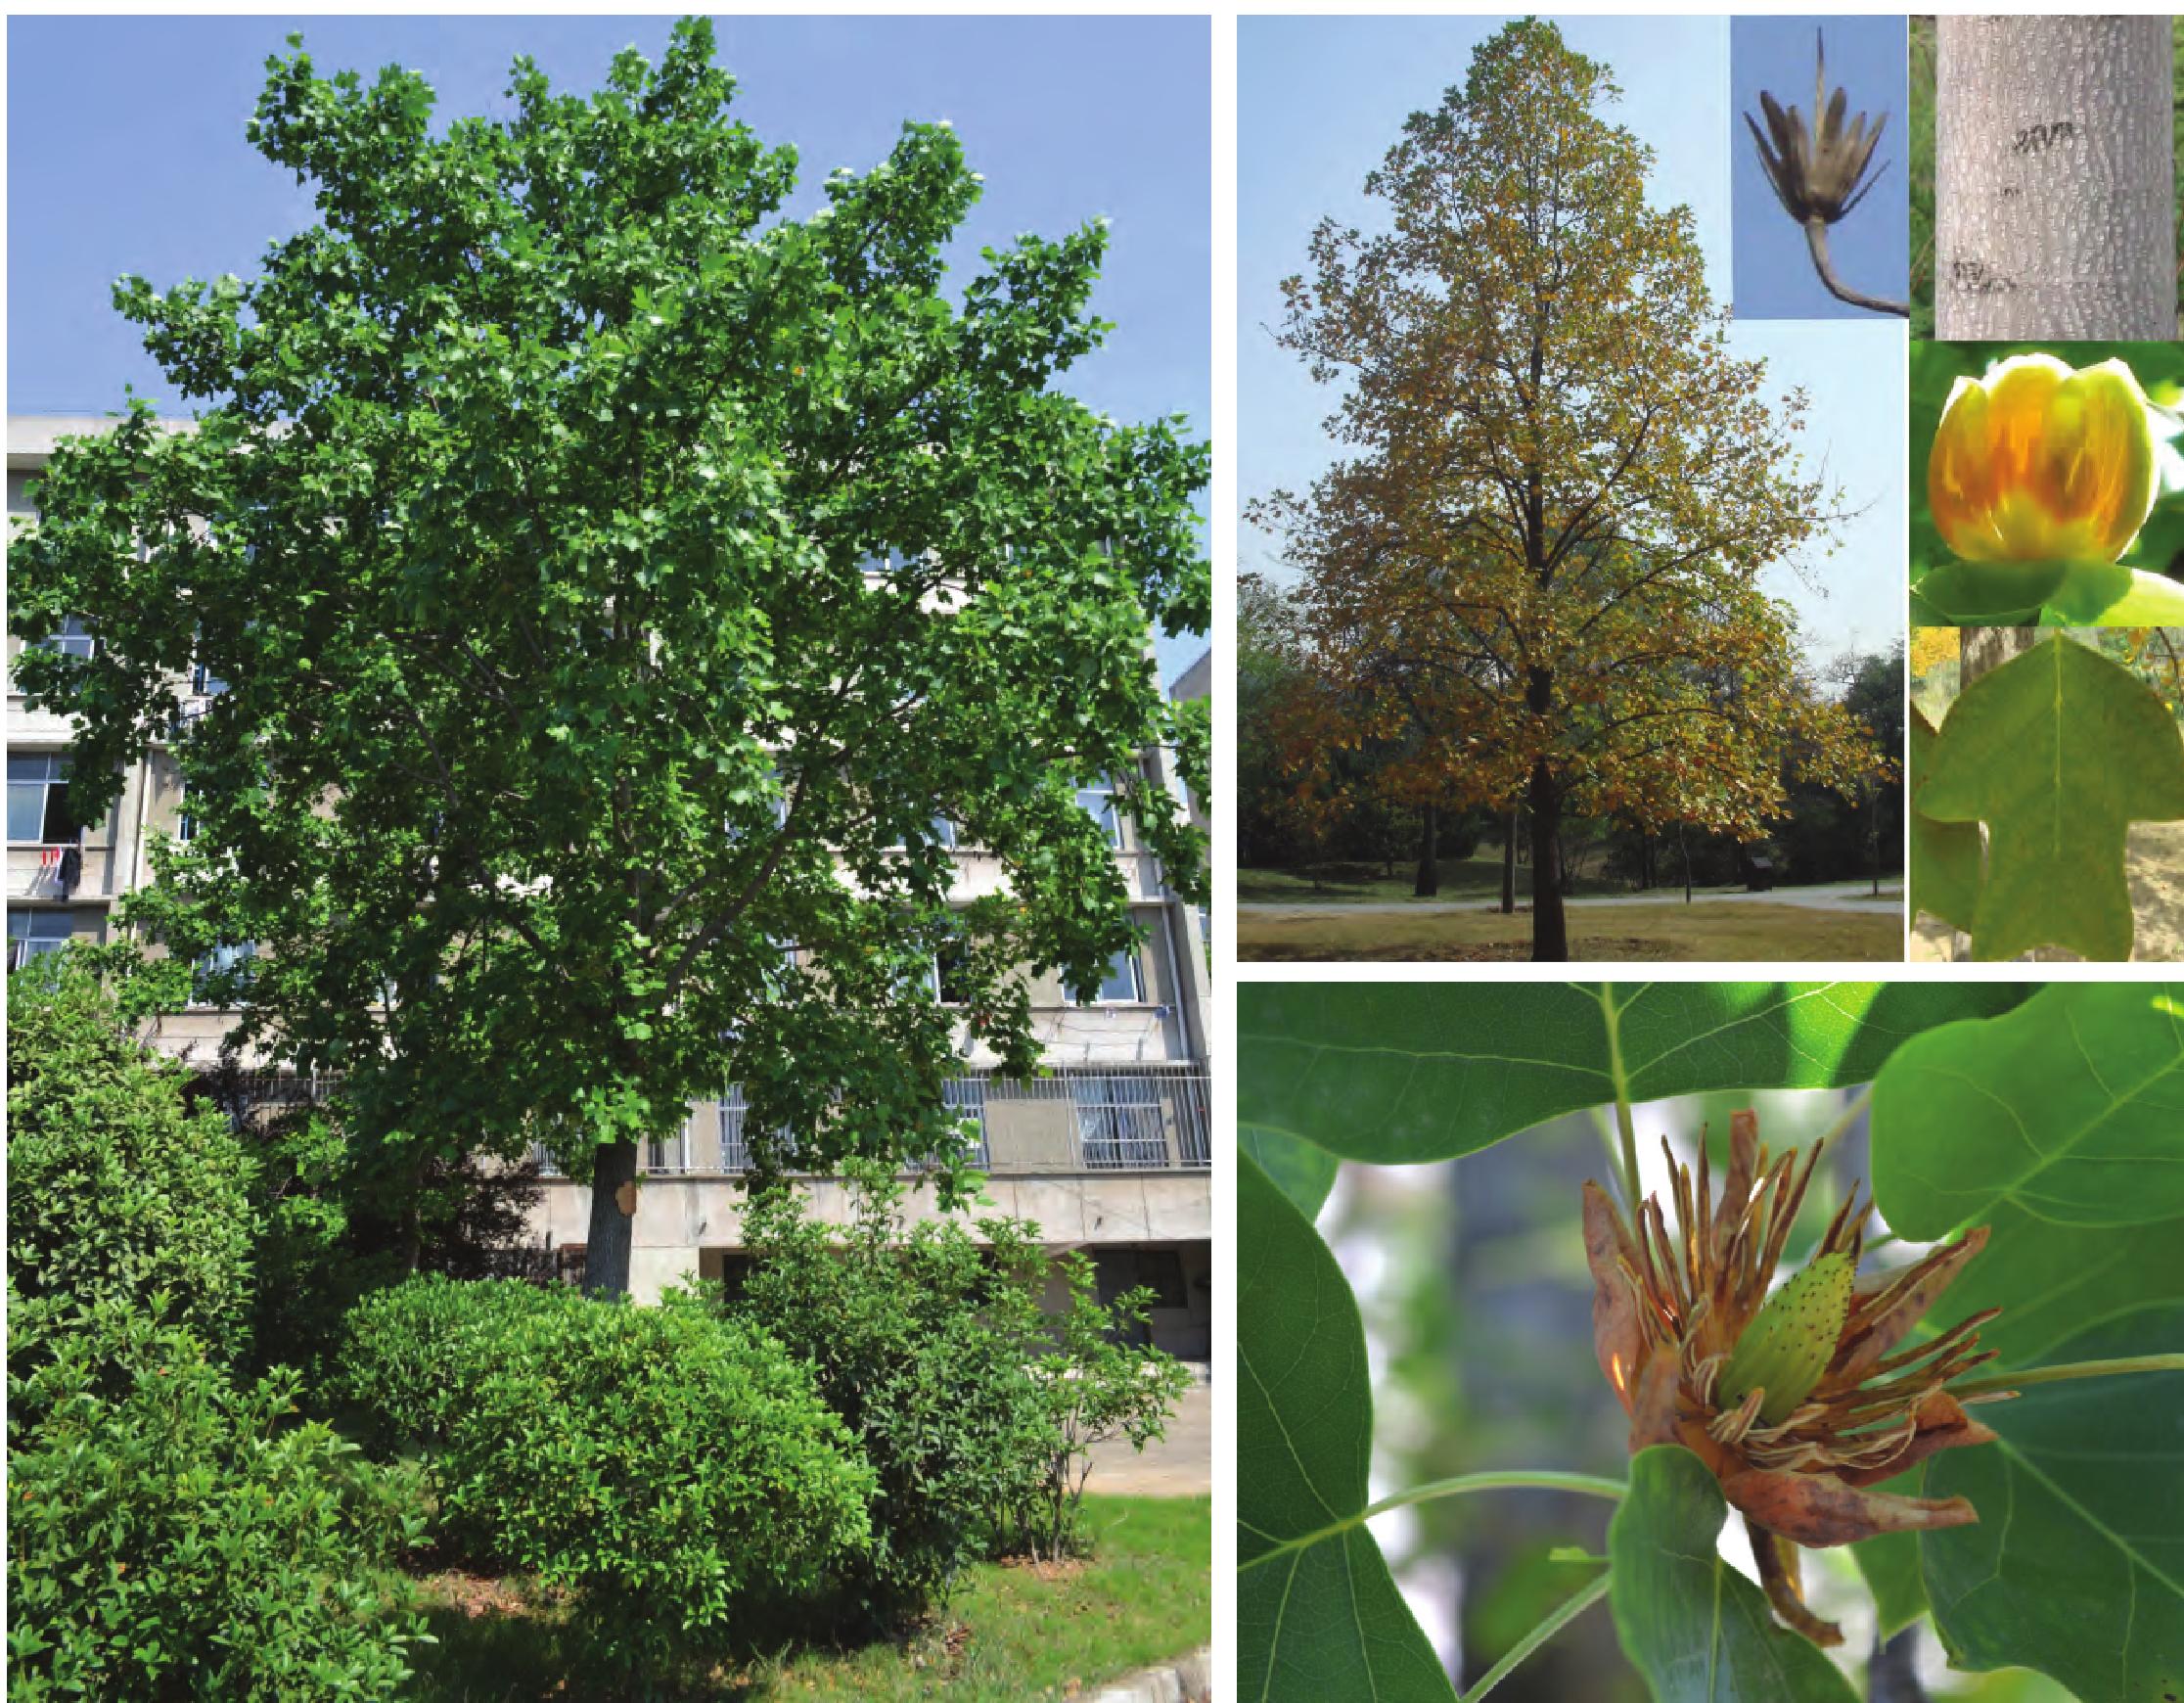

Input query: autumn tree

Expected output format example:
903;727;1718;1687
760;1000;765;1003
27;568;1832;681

7;21;1208;1294
1252;20;1875;959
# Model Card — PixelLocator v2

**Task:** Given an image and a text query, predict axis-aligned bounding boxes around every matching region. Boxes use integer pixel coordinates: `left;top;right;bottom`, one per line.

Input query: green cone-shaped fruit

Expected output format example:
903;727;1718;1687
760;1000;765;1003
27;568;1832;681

1718;1250;1854;1425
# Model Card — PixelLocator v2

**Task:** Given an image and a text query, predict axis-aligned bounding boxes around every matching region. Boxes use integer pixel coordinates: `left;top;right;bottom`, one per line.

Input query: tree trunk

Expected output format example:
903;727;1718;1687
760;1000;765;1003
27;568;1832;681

1414;804;1440;898
1499;806;1519;914
1528;764;1569;961
1680;823;1694;905
582;1139;640;1296
1936;16;2174;339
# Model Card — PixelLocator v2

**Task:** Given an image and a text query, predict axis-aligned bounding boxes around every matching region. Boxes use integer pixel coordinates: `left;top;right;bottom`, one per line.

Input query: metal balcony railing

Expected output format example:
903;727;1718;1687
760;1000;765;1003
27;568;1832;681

186;1063;1212;1180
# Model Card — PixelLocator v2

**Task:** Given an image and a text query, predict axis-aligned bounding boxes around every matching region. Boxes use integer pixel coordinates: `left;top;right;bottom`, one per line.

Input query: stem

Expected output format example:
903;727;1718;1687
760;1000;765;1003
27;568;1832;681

1814;1084;1873;1151
1460;1569;1612;1703
1236;1471;1627;1575
1599;984;1641;1211
1804;218;1910;316
1949;1353;2184;1401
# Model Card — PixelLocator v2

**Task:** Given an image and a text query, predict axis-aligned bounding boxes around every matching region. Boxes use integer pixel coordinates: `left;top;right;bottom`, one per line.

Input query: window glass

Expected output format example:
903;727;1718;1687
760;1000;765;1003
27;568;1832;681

8;907;79;970
1076;779;1121;849
41;617;94;661
1072;1075;1167;1169
1074;945;1143;1005
7;754;74;844
191;941;256;1007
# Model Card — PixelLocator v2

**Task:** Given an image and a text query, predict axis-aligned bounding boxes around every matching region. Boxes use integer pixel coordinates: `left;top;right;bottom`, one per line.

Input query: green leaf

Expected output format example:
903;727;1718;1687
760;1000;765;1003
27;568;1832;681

1871;982;2184;1237
1912;559;2066;625
1917;635;2184;960
1923;1304;2184;1702
1918;1201;2184;1368
1239;1124;1339;1219
1908;705;1980;934
1848;1490;1931;1639
1237;1149;1452;1701
1238;983;2026;1166
1607;1446;1858;1703
2039;560;2184;625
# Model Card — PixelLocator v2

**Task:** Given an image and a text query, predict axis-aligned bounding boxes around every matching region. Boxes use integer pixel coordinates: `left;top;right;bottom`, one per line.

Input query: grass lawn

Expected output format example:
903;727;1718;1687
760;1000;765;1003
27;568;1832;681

1238;900;1902;961
1239;855;1624;904
404;1495;1209;1701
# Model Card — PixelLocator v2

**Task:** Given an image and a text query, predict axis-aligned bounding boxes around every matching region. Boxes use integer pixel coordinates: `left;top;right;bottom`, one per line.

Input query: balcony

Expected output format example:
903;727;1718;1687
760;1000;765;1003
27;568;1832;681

557;1065;1214;1179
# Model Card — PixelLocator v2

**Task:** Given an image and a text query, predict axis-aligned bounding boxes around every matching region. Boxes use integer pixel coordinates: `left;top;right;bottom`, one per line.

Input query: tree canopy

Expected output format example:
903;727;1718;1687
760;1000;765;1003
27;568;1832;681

1251;20;1878;959
8;18;1209;1290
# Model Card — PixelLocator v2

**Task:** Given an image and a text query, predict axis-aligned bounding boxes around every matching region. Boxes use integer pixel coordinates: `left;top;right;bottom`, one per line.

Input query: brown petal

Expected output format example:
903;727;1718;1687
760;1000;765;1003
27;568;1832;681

1834;1390;1999;1488
1721;1463;1979;1548
1713;1111;1761;1265
1748;1518;1844;1648
1830;1226;1990;1386
1628;1335;1685;1450
1584;1180;1645;1415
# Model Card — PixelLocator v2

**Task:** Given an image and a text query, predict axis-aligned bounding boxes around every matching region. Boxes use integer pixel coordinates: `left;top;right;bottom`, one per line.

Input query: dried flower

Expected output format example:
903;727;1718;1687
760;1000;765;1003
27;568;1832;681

1929;352;2158;566
1584;1110;2007;1645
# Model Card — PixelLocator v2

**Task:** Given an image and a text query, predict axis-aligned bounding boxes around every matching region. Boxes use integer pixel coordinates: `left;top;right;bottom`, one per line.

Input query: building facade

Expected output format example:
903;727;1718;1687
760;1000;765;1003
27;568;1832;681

7;414;1213;1358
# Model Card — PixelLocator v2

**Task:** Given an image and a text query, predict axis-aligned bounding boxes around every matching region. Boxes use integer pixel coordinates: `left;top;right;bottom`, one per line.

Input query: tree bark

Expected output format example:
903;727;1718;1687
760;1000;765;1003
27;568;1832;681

582;1139;640;1296
1680;823;1694;905
1414;804;1440;897
1936;16;2175;339
1499;805;1519;914
1528;763;1569;961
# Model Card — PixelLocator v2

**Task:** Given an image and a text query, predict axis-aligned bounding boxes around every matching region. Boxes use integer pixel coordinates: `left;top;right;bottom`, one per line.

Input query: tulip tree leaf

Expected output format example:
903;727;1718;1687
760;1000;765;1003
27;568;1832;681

1908;706;1980;934
1607;1446;1859;1703
1922;1305;2184;1703
1913;559;2066;625
1871;981;2184;1237
1919;1201;2184;1368
2039;561;2184;626
1848;1468;1933;1639
1239;1124;1340;1220
1238;983;2026;1166
1237;1149;1453;1701
1916;635;2184;960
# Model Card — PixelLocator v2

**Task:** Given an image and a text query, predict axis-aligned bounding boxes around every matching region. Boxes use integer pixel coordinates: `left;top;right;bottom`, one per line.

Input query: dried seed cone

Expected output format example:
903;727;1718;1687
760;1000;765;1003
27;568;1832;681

1583;1110;2009;1645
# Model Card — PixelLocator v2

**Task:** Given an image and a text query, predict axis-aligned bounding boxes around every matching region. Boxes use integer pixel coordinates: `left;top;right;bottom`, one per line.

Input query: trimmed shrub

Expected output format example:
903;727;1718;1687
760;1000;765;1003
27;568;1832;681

341;1276;874;1647
6;960;256;1362
7;1302;425;1702
734;1164;1055;1626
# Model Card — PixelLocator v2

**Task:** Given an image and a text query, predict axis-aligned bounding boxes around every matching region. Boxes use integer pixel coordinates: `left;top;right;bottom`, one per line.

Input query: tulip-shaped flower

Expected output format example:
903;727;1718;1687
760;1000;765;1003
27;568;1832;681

1929;353;2158;566
1584;1111;2008;1646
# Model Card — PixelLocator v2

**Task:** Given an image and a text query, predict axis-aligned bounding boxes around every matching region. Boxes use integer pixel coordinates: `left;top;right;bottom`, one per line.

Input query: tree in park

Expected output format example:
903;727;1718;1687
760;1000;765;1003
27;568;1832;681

1251;21;1878;960
7;20;1209;1295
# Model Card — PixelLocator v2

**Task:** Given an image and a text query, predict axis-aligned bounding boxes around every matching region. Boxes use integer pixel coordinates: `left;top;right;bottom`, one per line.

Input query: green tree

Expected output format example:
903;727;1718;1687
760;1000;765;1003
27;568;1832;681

7;20;1208;1293
1253;21;1872;960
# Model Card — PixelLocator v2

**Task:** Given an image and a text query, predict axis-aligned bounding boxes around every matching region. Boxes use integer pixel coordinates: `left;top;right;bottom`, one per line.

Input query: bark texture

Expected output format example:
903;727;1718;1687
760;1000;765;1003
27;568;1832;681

581;1139;640;1295
1936;16;2175;339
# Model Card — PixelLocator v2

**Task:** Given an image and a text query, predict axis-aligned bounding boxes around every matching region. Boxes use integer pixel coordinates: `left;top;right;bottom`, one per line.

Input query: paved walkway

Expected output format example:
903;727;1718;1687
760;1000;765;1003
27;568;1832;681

1087;1367;1210;1496
1241;880;1902;919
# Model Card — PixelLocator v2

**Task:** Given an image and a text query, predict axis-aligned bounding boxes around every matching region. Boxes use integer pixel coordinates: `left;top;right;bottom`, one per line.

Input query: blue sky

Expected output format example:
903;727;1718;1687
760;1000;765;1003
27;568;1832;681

5;14;1210;683
1239;14;1902;667
1732;15;1909;321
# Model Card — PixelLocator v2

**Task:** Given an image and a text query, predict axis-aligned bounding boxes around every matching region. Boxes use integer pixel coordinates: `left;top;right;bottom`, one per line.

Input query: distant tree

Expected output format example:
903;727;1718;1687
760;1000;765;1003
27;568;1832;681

1253;21;1877;959
8;20;1207;1294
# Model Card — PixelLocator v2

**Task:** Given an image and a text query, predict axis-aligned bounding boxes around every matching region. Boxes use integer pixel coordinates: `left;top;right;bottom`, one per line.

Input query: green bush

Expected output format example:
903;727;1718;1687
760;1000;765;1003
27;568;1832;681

6;1301;425;1702
734;1165;1055;1626
341;1277;874;1648
6;959;257;1364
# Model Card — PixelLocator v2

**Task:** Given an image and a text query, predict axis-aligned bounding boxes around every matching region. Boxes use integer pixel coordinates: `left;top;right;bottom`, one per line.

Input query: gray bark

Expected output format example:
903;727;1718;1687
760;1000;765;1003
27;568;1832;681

1936;16;2175;340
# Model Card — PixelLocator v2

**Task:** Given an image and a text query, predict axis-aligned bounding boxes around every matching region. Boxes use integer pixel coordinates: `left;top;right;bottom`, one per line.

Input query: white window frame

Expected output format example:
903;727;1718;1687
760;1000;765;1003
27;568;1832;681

189;941;257;1009
1072;944;1145;1006
7;907;79;971
40;617;95;662
1076;777;1123;850
7;754;75;846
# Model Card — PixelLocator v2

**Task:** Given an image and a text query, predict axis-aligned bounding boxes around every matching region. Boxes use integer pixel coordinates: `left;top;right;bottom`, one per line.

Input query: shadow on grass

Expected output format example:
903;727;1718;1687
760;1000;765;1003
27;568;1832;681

405;1496;1210;1703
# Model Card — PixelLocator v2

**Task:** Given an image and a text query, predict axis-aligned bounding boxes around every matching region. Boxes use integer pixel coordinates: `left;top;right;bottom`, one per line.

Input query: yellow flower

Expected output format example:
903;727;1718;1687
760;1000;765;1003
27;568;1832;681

1929;353;2156;564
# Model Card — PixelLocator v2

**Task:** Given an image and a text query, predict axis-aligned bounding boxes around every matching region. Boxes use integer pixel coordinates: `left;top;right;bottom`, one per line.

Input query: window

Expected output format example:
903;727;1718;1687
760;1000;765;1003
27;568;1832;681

1076;778;1122;849
176;777;197;844
1093;1247;1188;1311
1072;1076;1168;1169
934;936;972;1006
930;815;957;851
39;617;94;662
7;755;77;845
1072;944;1144;1006
646;1120;691;1175
192;661;229;698
719;1084;752;1172
941;1077;993;1168
191;941;256;1008
856;546;906;575
7;908;78;971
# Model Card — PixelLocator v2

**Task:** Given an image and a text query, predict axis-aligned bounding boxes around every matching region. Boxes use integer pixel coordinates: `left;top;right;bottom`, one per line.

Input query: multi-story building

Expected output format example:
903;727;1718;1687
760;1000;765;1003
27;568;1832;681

7;414;1213;1357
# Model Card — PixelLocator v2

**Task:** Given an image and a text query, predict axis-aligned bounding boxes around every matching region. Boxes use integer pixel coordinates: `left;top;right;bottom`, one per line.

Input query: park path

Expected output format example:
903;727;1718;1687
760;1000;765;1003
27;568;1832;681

1086;1369;1210;1497
1240;880;1901;919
